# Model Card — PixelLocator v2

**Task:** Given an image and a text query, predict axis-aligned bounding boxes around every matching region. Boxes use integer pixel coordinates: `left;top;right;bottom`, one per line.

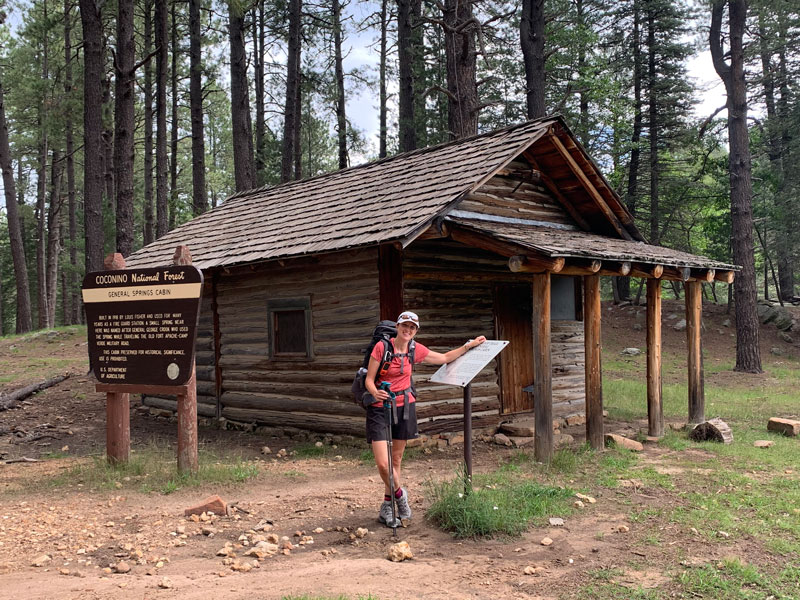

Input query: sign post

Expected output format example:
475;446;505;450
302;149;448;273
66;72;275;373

82;246;203;473
430;340;509;487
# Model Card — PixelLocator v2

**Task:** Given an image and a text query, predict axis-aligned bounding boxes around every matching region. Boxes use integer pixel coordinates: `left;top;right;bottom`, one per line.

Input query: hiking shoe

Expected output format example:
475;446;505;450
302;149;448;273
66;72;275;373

395;488;412;521
378;500;400;527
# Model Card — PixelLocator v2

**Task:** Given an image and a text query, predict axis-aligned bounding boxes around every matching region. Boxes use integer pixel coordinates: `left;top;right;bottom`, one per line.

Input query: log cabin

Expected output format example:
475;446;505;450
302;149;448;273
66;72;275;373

125;116;737;460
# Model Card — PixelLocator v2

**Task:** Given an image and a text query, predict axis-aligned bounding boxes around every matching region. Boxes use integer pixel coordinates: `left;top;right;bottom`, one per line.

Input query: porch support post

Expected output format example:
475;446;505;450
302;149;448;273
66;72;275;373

583;274;603;450
646;279;664;437
686;281;705;424
532;272;553;462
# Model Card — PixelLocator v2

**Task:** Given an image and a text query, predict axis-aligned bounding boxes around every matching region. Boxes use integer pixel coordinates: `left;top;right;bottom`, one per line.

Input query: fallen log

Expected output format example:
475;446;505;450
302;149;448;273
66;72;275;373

0;374;70;411
689;418;733;444
2;457;39;464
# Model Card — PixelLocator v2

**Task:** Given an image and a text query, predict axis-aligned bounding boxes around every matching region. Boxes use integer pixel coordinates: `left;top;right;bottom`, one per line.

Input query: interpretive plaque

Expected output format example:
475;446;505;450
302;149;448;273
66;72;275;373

82;266;203;386
430;340;509;387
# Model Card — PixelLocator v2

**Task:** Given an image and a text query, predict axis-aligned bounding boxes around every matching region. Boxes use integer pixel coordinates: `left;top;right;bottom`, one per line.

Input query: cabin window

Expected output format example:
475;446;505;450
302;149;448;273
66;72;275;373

267;297;313;359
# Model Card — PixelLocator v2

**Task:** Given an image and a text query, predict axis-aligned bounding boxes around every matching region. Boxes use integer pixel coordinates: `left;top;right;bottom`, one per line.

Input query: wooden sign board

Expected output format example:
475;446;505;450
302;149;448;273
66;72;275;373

82;266;204;386
430;340;509;387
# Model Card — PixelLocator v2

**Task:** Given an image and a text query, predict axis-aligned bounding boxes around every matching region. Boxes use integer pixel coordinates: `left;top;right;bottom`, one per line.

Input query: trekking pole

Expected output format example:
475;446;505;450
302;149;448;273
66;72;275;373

379;381;399;537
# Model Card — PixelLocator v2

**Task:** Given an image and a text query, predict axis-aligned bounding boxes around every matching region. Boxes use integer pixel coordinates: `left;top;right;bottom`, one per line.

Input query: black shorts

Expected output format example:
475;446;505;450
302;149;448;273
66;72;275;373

365;403;419;443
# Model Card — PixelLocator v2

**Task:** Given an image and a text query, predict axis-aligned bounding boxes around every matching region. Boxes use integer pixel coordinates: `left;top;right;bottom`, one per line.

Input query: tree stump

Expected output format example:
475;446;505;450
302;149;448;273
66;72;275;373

689;418;733;444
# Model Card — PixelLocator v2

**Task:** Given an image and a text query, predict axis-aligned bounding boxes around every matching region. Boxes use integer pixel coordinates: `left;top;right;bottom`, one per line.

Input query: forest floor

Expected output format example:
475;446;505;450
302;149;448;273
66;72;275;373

1;300;800;600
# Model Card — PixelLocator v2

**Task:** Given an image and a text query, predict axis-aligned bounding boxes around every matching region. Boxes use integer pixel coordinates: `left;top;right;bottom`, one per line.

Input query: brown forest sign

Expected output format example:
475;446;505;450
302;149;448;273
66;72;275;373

82;266;204;386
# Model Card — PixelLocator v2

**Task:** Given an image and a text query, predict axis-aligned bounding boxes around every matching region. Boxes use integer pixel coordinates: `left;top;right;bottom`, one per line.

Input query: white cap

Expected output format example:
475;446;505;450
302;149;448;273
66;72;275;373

397;311;420;328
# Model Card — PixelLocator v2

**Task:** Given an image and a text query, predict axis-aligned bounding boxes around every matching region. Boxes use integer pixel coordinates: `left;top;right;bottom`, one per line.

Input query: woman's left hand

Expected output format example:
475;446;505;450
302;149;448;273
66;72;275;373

469;336;487;349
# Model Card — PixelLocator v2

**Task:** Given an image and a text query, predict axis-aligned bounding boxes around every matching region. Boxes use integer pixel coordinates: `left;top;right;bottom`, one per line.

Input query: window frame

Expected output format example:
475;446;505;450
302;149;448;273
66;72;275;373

267;297;313;360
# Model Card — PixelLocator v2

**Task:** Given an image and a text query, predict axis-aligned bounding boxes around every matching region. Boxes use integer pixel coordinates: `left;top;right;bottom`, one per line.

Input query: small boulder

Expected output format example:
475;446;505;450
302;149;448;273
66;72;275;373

604;433;643;452
114;561;131;574
621;347;641;356
753;440;774;448
31;554;52;567
780;332;794;344
768;417;800;437
673;319;687;332
540;537;553;546
387;541;413;562
184;495;227;517
493;433;513;447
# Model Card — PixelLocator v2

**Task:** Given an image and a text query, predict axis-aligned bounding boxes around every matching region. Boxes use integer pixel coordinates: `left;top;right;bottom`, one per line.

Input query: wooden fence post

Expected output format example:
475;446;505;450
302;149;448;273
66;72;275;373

174;245;198;474
103;253;130;465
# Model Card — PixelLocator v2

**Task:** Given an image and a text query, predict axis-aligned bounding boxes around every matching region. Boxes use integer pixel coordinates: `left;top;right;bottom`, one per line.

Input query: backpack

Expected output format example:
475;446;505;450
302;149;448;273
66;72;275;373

351;320;416;409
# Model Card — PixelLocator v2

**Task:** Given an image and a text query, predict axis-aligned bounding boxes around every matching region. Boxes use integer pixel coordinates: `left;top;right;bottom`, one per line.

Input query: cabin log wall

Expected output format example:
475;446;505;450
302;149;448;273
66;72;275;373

459;159;577;227
145;250;380;435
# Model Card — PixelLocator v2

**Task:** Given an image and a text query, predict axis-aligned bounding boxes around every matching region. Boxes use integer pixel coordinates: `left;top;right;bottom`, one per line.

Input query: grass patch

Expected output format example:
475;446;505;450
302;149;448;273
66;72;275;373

35;445;259;495
426;465;573;538
675;558;800;599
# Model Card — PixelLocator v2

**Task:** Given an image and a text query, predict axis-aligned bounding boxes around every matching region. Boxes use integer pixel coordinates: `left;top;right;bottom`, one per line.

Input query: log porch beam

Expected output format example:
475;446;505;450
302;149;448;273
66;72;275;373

598;261;632;277
559;259;602;276
584;274;603;450
661;266;691;281
508;254;565;273
629;264;664;279
714;270;735;284
533;272;553;462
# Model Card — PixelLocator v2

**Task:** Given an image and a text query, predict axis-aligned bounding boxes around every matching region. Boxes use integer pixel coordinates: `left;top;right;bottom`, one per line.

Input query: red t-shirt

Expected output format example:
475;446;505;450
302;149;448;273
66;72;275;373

369;338;429;407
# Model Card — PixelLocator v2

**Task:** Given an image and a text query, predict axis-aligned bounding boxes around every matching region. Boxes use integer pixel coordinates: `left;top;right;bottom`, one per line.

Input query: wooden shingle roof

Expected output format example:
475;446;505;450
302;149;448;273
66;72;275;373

446;217;737;271
125;117;559;269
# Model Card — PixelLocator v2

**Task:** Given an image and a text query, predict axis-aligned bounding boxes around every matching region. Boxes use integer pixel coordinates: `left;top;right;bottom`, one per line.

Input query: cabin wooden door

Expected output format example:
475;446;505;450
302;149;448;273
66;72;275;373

494;283;534;414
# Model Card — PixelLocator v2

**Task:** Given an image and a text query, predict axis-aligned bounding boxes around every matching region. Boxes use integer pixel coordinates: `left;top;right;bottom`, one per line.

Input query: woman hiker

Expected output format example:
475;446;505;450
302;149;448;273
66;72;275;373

364;310;486;526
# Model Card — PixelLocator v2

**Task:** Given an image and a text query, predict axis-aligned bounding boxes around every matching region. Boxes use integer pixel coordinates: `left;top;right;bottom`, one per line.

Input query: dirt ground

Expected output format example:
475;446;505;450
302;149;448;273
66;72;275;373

0;300;796;600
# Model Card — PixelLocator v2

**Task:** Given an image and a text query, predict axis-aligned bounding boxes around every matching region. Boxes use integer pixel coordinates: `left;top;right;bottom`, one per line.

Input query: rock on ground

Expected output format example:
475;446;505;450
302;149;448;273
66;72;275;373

387;541;413;562
768;417;800;437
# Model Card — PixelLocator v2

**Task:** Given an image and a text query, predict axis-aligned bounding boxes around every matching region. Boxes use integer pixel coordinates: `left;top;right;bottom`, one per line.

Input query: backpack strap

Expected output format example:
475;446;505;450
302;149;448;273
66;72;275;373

376;339;393;380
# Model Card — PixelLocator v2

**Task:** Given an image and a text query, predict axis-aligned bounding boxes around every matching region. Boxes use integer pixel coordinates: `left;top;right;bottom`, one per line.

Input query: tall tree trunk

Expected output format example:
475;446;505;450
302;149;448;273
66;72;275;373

521;0;545;119
576;0;589;143
37;0;50;329
254;3;266;186
0;83;33;333
710;0;762;373
114;0;136;257
46;151;63;328
281;0;302;182
65;0;78;324
443;0;479;139
190;0;207;214
79;1;104;274
229;2;255;191
170;0;179;231
647;2;659;246
36;113;48;330
775;17;793;301
155;0;168;238
617;0;644;302
379;0;388;158
293;70;302;180
333;0;348;169
143;0;155;245
397;0;416;151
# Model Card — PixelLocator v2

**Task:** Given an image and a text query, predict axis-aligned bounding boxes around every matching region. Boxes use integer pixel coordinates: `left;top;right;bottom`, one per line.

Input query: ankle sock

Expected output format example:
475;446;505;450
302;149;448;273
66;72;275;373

384;494;391;502
394;488;403;499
